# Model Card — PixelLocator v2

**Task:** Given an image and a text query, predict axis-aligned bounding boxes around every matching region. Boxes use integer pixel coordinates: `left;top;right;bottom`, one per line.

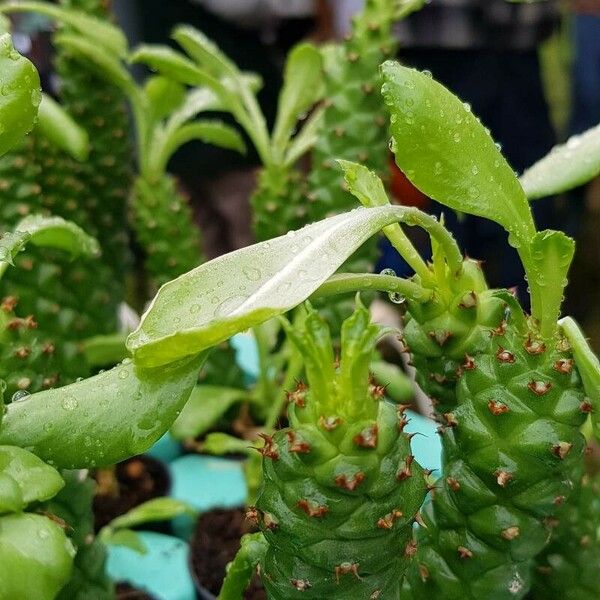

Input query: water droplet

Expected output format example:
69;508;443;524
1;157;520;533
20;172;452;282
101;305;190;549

11;390;29;402
453;132;461;143
30;88;41;108
43;422;53;432
422;69;433;79
471;165;479;175
389;291;405;304
380;268;396;277
434;161;443;175
243;266;261;281
190;303;200;314
463;102;471;112
61;396;78;411
118;369;129;380
38;528;49;540
214;295;249;318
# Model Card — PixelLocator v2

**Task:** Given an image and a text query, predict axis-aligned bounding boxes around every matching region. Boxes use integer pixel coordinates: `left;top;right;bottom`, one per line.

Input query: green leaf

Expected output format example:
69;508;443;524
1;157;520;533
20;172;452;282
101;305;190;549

155;120;245;173
108;498;195;531
170;385;249;440
172;25;237;79
126;205;448;368
131;44;226;93
55;33;137;98
0;1;128;57
144;75;186;124
36;93;89;160
559;317;600;443
217;532;267;600
203;432;253;457
520;123;600;199
0;513;75;600
83;332;129;368
370;361;414;403
271;43;322;159
381;61;536;246
0;446;64;513
0;215;99;280
101;528;146;554
0;33;40;156
0;355;205;469
528;230;575;338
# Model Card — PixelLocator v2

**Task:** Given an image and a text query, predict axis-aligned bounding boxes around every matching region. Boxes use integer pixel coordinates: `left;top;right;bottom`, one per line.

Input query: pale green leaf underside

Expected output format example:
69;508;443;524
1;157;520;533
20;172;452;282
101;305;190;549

127;206;440;368
520;123;600;199
108;498;195;531
381;61;536;245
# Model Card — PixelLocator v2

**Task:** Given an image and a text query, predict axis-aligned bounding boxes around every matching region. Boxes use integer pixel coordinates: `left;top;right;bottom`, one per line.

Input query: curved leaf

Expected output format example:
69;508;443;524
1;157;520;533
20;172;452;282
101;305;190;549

0;1;127;57
0;32;40;156
520;123;600;199
154;120;245;174
381;61;536;245
0;513;75;600
0;445;64;513
107;498;195;531
0;355;205;468
171;385;249;440
127;206;448;368
144;76;186;125
36;93;88;160
0;215;99;280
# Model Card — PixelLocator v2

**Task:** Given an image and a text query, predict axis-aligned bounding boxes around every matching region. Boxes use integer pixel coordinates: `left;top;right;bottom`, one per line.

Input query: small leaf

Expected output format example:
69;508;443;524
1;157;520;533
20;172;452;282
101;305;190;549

217;533;267;600
171;385;248;440
144;76;186;124
284;105;324;167
0;33;40;156
520;123;600;199
157;120;245;171
108;498;195;531
203;433;253;457
55;33;136;98
0;446;64;513
272;42;322;158
172;24;237;78
83;332;129;368
102;528;147;554
370;361;414;403
36;93;88;160
559;317;600;442
127;206;444;368
381;61;536;245
0;1;128;57
0;355;205;468
529;230;575;338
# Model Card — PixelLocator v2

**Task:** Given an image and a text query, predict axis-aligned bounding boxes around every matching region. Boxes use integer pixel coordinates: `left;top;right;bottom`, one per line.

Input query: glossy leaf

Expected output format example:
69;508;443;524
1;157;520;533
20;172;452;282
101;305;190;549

271;43;322;158
127;206;447;368
36;92;89;160
559;317;600;442
83;332;129;368
0;445;64;514
0;513;75;600
0;32;40;156
520;123;600;199
107;498;195;531
170;385;249;440
528;230;575;338
0;1;127;57
217;533;267;600
381;61;536;245
0;355;205;469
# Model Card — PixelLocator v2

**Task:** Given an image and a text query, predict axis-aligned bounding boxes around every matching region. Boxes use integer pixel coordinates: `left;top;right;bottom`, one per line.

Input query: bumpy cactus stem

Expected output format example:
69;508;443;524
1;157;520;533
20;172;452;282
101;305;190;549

253;302;427;598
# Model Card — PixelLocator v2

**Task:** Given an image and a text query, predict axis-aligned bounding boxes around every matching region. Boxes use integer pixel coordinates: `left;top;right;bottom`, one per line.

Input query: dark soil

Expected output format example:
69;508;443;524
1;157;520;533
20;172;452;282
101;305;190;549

189;508;266;600
93;455;170;532
115;582;156;600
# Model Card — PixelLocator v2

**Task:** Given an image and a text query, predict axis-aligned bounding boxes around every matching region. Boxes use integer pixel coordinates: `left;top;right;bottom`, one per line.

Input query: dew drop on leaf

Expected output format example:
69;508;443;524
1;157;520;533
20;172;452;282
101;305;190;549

61;396;78;411
11;389;29;402
243;266;261;281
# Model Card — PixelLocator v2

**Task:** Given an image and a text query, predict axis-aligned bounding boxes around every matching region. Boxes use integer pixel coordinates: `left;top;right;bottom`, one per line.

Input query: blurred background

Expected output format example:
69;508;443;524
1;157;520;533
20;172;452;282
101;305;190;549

11;0;600;348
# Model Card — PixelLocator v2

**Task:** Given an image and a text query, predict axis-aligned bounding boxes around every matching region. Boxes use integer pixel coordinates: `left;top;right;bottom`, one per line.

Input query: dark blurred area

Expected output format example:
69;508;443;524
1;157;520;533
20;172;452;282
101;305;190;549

11;0;600;344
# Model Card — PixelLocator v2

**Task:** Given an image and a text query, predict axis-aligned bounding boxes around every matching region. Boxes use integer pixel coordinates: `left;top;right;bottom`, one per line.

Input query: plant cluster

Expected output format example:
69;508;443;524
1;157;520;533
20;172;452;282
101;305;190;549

0;1;598;599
